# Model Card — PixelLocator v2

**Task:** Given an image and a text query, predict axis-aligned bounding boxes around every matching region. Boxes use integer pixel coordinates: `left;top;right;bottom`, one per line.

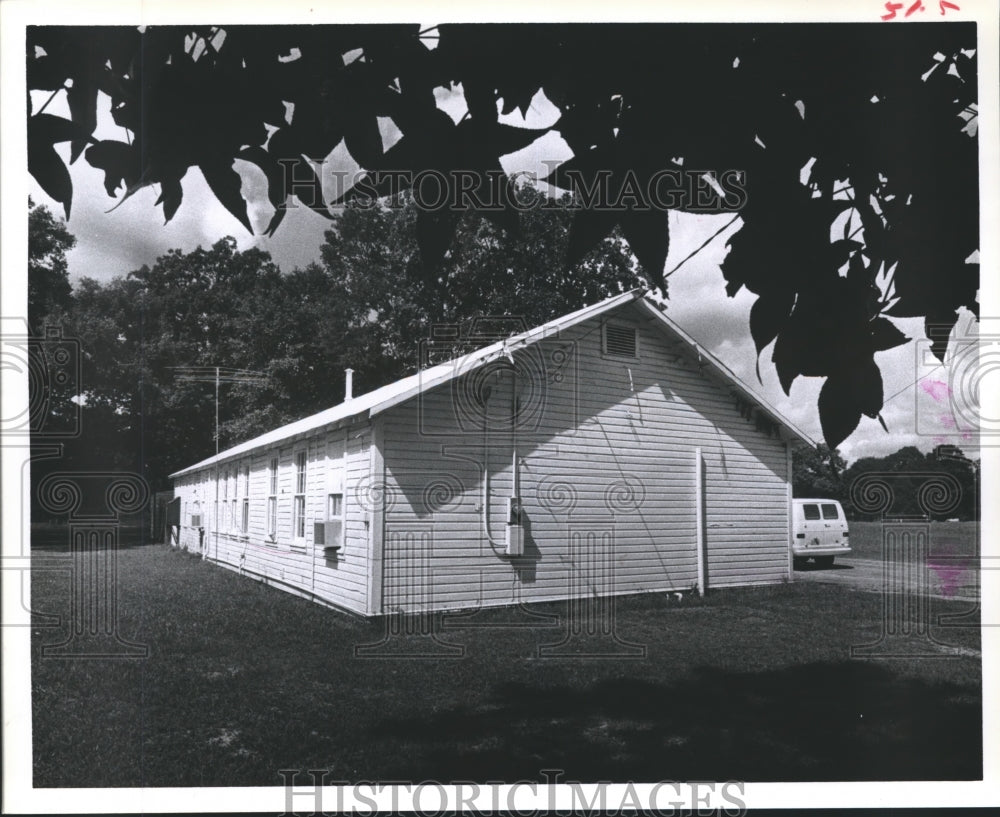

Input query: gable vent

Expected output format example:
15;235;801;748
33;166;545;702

604;324;638;358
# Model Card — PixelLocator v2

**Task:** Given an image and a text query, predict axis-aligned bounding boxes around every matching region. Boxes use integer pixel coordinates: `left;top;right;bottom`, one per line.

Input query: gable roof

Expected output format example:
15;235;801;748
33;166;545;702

170;290;815;479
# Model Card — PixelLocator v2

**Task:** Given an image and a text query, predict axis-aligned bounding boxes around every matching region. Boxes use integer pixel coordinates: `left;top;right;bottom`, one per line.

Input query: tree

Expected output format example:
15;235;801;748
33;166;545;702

55;186;642;489
317;186;646;392
792;444;847;502
841;445;978;520
64;238;291;487
26;23;979;449
27;197;75;332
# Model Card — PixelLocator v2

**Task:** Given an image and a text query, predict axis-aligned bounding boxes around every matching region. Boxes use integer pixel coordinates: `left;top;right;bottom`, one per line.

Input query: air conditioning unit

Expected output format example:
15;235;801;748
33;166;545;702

505;497;524;557
314;519;343;551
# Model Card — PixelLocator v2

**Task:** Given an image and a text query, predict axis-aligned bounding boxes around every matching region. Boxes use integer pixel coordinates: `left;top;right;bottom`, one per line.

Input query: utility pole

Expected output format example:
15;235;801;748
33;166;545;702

171;366;269;560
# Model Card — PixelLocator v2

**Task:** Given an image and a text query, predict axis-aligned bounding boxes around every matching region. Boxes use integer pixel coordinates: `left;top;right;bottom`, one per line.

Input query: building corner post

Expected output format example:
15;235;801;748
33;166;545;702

695;447;706;597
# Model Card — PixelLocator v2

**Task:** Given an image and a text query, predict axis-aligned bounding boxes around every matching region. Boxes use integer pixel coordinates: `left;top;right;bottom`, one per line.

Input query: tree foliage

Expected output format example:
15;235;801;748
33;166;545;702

51;188;641;488
792;444;848;501
792;443;978;520
28;197;75;333
319;186;645;386
26;23;979;449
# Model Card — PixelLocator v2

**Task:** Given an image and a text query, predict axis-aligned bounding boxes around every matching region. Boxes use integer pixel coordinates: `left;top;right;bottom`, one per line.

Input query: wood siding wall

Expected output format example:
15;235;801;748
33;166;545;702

172;422;372;614
376;303;791;614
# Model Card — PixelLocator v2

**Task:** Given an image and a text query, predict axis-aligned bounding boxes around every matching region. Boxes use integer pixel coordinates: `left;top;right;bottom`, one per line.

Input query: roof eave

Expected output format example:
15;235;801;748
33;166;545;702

167;407;373;479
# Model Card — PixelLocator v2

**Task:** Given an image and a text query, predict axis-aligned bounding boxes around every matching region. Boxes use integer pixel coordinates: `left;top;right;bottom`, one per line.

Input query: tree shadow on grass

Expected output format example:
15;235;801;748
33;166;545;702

31;523;158;552
370;661;981;782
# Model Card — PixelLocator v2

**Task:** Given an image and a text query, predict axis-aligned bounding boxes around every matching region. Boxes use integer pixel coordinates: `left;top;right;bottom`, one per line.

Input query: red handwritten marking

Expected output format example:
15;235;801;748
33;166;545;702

920;379;952;401
883;0;957;19
882;1;904;19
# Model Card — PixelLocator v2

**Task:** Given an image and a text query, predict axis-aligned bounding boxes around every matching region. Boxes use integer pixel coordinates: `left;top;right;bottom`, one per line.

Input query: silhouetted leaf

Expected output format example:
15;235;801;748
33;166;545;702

344;116;385;169
771;322;804;396
539;143;614;192
29;144;72;220
29;113;85;146
266;130;334;220
288;93;344;162
462;79;499;123
85;140;139;197
27;55;67;91
750;289;796;360
925;310;959;363
199;158;253;235
829;238;863;267
619;208;670;288
869;316;909;352
66;67;99;164
27;115;74;218
456;120;549;158
851;358;884;419
333;113;454;204
237;146;286;209
264;205;288;239
566;208;618;269
818;375;862;451
154;176;184;224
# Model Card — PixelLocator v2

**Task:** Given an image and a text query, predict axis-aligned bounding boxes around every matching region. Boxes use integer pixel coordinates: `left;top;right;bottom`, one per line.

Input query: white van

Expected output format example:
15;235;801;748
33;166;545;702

792;498;851;567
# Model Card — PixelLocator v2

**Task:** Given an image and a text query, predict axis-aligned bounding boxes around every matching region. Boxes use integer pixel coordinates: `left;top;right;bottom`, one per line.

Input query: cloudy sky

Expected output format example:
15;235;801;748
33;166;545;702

26;62;981;466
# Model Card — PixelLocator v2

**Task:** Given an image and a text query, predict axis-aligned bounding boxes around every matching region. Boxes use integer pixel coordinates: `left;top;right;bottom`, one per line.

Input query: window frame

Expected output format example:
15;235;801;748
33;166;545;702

267;455;278;541
239;460;250;536
293;449;307;544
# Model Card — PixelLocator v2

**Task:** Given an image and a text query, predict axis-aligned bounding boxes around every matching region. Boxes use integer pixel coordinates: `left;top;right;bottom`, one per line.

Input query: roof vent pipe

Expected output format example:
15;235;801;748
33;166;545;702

344;368;354;402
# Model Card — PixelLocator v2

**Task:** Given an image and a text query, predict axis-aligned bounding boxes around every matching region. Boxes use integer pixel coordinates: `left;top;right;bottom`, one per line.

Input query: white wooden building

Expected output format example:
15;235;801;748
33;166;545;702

170;290;814;616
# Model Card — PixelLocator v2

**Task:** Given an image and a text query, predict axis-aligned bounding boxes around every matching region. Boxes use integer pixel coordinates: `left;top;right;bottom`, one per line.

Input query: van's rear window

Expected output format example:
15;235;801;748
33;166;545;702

802;504;820;520
822;504;840;520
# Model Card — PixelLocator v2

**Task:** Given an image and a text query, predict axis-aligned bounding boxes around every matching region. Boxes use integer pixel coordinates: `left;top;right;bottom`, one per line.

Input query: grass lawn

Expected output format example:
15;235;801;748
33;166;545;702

845;520;979;560
31;539;981;787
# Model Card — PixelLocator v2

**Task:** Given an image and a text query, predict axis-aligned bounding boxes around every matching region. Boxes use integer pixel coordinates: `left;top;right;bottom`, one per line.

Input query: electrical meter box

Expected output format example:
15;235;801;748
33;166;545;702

505;497;524;556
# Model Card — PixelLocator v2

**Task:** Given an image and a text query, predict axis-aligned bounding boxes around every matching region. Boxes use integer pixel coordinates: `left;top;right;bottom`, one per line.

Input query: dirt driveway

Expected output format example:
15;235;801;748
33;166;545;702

794;553;981;603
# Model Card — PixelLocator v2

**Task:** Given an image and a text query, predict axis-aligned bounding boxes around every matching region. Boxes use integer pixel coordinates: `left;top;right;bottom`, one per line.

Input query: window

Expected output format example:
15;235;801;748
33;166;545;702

240;461;250;534
222;468;229;529
322;492;345;549
267;456;278;539
821;503;840;520
603;323;639;359
802;503;821;521
295;451;307;494
293;450;307;540
231;468;238;532
328;493;343;518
